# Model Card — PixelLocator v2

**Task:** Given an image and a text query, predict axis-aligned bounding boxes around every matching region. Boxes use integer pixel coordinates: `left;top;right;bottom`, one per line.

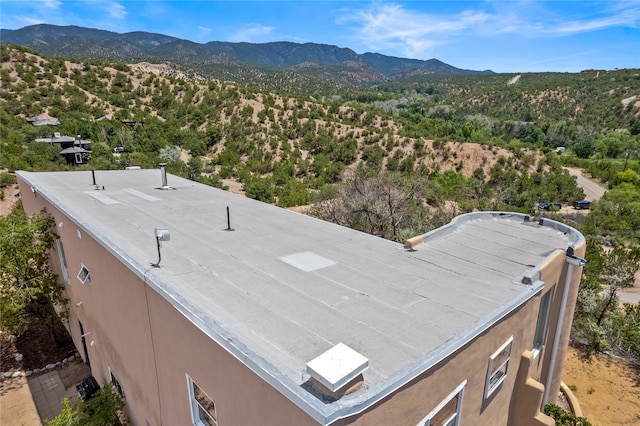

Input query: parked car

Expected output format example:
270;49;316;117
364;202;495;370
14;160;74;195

573;200;591;210
538;202;562;210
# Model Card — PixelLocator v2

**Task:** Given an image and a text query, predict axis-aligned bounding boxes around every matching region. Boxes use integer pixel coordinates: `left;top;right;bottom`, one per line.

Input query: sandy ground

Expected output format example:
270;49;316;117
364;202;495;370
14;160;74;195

221;178;243;194
0;184;20;216
562;346;640;425
0;376;42;426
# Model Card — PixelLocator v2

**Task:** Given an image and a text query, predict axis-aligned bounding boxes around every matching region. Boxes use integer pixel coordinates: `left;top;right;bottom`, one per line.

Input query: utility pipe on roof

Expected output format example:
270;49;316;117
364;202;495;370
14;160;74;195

542;248;586;406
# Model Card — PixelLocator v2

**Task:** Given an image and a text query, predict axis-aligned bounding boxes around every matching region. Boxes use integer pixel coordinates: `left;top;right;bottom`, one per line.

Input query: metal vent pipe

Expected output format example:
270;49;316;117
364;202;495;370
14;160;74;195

159;163;168;187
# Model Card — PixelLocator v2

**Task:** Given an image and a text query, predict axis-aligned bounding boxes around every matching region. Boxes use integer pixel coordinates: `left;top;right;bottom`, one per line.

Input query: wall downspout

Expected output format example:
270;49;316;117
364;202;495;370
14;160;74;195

542;248;586;406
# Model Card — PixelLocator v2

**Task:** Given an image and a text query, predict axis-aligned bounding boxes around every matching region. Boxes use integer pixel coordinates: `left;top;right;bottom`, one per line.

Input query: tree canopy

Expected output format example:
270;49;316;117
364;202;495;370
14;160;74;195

0;204;68;345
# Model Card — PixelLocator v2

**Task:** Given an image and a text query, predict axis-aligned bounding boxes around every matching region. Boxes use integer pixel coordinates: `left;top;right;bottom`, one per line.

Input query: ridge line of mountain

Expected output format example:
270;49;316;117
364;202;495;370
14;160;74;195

0;23;494;78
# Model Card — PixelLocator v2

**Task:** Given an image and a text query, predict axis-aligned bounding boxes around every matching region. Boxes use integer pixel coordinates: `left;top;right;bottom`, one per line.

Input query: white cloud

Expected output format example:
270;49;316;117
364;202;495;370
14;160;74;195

82;1;127;20
14;15;48;26
338;1;640;58
103;1;127;19
493;1;640;37
547;10;640;36
228;24;275;43
338;3;493;57
38;0;62;9
197;26;212;40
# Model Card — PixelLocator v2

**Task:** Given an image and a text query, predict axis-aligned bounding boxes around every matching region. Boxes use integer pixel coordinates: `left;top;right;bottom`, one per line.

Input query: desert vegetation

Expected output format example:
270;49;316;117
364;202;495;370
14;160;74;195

1;43;639;367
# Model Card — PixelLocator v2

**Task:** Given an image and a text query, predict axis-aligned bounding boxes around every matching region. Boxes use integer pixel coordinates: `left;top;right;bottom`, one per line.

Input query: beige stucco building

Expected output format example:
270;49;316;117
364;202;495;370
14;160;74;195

17;168;585;426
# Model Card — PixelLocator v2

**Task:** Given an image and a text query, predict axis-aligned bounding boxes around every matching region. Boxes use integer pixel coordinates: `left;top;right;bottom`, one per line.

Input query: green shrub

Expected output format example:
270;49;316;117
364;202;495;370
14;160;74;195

0;172;17;188
45;383;127;426
544;404;592;426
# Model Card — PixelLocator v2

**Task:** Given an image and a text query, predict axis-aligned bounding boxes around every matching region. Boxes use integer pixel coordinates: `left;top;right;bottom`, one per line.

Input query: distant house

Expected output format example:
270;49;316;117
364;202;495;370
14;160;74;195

59;146;92;165
120;119;143;127
26;116;61;126
94;115;113;122
34;133;92;165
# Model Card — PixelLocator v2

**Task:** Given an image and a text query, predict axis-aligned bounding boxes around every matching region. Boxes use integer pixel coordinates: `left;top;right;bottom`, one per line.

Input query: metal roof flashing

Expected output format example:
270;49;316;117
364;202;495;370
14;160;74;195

14;171;585;426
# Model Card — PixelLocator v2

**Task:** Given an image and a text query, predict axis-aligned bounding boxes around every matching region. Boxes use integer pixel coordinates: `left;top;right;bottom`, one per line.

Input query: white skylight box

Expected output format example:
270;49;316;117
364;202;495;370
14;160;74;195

306;343;369;392
280;251;335;272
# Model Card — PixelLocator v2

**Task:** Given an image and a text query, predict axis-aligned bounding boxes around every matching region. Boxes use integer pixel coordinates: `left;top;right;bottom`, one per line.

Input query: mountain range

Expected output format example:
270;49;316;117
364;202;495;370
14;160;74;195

0;24;493;86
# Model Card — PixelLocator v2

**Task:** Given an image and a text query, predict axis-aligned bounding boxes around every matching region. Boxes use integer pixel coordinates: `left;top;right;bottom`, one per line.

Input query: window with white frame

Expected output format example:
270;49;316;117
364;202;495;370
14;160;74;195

188;376;218;426
416;380;466;426
56;239;70;284
77;264;90;285
533;287;554;353
484;336;514;398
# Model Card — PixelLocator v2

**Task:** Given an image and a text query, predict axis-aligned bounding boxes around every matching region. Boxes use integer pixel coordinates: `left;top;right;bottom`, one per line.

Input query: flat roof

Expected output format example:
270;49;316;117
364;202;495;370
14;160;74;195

18;169;583;424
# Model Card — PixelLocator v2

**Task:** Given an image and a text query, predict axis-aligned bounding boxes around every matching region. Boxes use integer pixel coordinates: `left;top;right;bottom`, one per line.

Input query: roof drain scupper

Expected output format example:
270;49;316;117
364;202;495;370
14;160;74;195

157;163;175;190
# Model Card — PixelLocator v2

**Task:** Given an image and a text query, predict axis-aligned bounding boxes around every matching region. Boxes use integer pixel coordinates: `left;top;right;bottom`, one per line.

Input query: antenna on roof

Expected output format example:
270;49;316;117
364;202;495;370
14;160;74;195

89;169;104;190
151;228;170;268
224;206;235;231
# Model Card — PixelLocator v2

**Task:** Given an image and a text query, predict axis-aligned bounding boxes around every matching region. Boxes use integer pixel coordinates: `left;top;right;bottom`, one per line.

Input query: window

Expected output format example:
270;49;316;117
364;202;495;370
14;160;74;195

533;287;554;355
417;380;466;426
77;264;90;285
484;336;513;398
188;376;218;426
56;239;69;284
110;370;125;399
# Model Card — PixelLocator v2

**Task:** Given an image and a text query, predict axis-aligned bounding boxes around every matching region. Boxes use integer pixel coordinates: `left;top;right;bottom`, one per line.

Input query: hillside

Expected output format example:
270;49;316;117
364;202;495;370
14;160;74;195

0;24;492;90
373;71;640;132
2;35;639;426
1;35;639;364
0;45;525;179
1;44;637;236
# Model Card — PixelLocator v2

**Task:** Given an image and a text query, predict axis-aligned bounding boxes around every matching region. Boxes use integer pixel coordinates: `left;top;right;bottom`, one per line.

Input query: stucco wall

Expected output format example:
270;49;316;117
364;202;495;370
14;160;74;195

145;286;318;426
333;247;581;426
18;176;583;426
18;176;318;426
333;298;540;425
537;242;585;405
18;178;163;425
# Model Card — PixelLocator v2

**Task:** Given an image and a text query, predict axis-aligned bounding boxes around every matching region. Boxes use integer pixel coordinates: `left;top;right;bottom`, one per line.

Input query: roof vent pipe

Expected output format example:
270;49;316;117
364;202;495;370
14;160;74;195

157;163;175;190
160;163;168;186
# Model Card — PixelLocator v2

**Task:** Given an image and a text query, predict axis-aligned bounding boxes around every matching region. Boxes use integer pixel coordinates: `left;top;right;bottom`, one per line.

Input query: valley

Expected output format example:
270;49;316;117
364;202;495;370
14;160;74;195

1;27;639;424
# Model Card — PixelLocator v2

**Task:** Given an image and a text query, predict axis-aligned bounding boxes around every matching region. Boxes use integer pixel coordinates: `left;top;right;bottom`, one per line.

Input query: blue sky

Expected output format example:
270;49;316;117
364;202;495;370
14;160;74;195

1;1;639;73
